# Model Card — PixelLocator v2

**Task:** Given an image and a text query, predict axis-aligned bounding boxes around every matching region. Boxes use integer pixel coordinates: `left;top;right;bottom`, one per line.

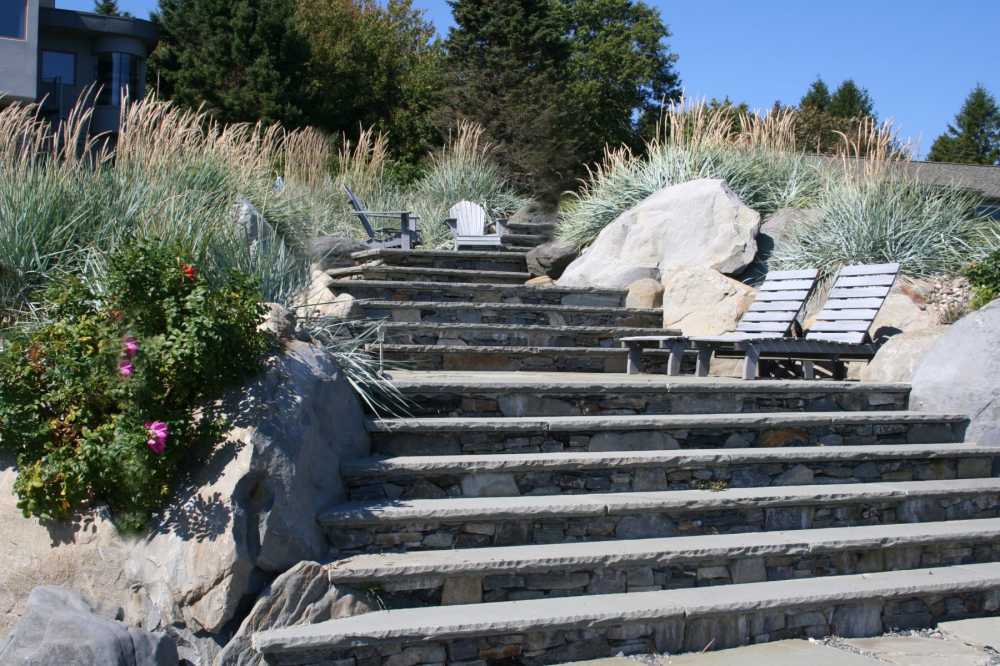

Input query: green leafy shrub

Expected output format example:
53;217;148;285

966;250;1000;309
0;243;267;531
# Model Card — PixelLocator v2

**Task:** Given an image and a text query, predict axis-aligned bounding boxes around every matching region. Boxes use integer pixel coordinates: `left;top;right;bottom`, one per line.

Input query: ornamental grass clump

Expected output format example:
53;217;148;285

0;242;268;531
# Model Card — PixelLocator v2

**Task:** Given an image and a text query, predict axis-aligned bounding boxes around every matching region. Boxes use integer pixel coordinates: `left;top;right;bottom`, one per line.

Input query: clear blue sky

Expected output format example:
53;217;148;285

58;0;1000;157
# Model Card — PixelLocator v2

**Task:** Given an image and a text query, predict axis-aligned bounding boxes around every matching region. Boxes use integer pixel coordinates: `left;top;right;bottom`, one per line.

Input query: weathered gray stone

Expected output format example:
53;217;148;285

559;179;759;288
588;431;680;452
310;235;368;270
526;240;578;278
911;300;1000;445
614;514;675;539
460;473;520;497
730;558;767;584
218;562;372;666
742;208;821;284
259;302;297;340
832;601;882;637
773;464;815;486
625;278;664;309
0;586;178;666
862;327;948;383
441;577;483;606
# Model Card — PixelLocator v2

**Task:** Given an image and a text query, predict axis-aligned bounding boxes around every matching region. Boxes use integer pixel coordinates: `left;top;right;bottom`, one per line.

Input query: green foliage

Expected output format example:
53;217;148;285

443;0;680;196
827;80;875;119
800;77;831;112
0;243;267;531
150;0;309;126
928;85;1000;165
93;0;128;16
792;78;878;154
966;250;1000;309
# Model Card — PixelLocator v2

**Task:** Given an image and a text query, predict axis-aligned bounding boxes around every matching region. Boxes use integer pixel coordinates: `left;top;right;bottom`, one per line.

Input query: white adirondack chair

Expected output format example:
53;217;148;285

445;201;508;249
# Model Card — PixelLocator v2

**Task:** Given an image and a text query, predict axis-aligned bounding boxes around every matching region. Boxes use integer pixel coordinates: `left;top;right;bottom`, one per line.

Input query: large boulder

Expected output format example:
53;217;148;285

219;562;373;666
558;179;760;289
910;300;1000;444
870;278;939;341
0;342;369;665
741;208;820;284
861;327;948;383
661;266;756;336
0;586;177;665
508;201;558;227
309;235;367;271
625;278;664;309
526;240;578;278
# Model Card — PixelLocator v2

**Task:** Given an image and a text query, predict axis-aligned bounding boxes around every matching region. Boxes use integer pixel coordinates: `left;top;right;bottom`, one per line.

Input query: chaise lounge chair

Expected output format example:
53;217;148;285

621;268;820;376
445;201;508;249
344;185;420;250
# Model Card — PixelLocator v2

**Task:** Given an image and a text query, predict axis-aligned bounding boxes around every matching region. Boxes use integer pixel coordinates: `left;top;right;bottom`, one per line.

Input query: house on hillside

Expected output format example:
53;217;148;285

0;0;157;134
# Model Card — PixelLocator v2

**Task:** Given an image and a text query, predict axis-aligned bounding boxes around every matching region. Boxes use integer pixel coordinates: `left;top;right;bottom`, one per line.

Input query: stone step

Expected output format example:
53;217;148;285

253;561;1000;665
373;344;674;372
354;300;662;328
501;233;547;247
320;478;1000;556
506;220;555;235
386;370;911;417
355;322;671;349
351;248;527;272
325;518;1000;605
329;264;531;285
328;279;626;307
343;443;1000;501
367;411;968;456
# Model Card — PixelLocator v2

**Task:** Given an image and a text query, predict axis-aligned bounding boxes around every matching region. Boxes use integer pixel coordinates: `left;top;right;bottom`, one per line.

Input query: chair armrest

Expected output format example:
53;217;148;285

444;218;459;233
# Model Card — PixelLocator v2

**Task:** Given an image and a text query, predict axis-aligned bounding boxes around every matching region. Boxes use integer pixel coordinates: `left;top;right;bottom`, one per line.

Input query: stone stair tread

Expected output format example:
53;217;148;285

253;561;1000;654
369;343;673;355
353;299;661;316
325;517;1000;582
319;477;1000;526
366;410;967;433
329;265;532;281
341;442;999;478
351;322;672;336
352;248;528;262
329;279;626;298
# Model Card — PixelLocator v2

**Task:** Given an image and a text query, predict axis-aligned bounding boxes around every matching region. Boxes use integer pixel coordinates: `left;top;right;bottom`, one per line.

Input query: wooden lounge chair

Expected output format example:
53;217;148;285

621;268;819;376
734;262;900;380
445;201;508;249
344;185;420;250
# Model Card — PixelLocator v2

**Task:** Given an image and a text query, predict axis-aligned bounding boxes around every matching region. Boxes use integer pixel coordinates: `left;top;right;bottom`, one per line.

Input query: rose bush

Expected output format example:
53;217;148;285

0;243;268;531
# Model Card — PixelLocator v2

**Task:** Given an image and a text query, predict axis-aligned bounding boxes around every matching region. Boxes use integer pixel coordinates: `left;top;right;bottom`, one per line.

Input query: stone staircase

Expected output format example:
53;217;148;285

254;249;1000;665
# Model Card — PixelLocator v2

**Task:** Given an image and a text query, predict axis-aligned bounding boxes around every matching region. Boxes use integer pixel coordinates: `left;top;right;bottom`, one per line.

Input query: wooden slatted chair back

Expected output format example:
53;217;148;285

805;263;901;344
735;268;820;337
343;185;376;240
449;201;489;236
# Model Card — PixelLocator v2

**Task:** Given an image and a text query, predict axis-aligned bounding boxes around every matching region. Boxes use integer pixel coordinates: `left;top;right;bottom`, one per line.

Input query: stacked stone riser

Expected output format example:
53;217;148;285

330;280;626;306
356;302;661;327
336;541;1000;607
255;565;1000;666
376;346;672;373
371;420;966;456
396;386;909;417
325;492;1000;557
350;249;529;272
355;324;666;349
330;266;531;285
345;453;1000;501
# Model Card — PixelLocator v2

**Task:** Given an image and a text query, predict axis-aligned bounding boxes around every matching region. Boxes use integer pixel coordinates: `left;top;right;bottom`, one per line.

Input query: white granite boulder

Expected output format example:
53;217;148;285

558;179;759;289
910;299;1000;444
861;327;948;384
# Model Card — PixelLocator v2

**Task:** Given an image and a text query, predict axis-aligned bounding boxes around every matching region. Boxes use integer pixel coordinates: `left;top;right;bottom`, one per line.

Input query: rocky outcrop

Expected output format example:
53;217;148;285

509;201;558;227
742;208;820;284
0;342;370;665
558;179;759;289
861;327;948;383
219;562;373;666
0;586;178;666
526;240;578;279
661;266;756;336
310;235;368;271
911;299;1000;444
871;278;940;341
625;278;664;309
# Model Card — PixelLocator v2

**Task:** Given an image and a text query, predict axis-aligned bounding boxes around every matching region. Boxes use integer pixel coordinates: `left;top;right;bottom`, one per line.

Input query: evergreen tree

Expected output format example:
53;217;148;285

799;77;830;112
828;79;874;119
928;85;1000;165
94;0;123;16
444;0;680;196
150;0;308;127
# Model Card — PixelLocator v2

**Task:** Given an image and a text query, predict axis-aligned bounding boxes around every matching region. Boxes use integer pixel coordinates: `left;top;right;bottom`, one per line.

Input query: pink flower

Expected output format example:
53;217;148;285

122;336;139;358
118;360;134;377
144;421;169;455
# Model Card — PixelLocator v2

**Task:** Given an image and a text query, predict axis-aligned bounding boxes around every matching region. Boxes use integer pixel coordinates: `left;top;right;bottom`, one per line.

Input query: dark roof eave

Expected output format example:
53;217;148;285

39;7;158;49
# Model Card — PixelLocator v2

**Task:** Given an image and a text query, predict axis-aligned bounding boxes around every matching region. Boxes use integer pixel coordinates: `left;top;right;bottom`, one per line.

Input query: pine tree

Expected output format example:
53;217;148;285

150;0;308;127
828;79;875;119
93;0;124;16
799;77;830;112
928;85;1000;165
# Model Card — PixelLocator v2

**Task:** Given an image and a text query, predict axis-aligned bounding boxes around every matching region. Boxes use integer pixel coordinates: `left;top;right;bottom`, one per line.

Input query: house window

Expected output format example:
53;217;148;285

96;52;141;106
0;0;27;40
42;51;76;85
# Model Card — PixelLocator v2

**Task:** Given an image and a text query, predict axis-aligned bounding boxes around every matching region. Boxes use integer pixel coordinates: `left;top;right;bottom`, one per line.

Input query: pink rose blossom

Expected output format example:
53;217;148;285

118;360;134;377
122;336;140;358
145;421;169;455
